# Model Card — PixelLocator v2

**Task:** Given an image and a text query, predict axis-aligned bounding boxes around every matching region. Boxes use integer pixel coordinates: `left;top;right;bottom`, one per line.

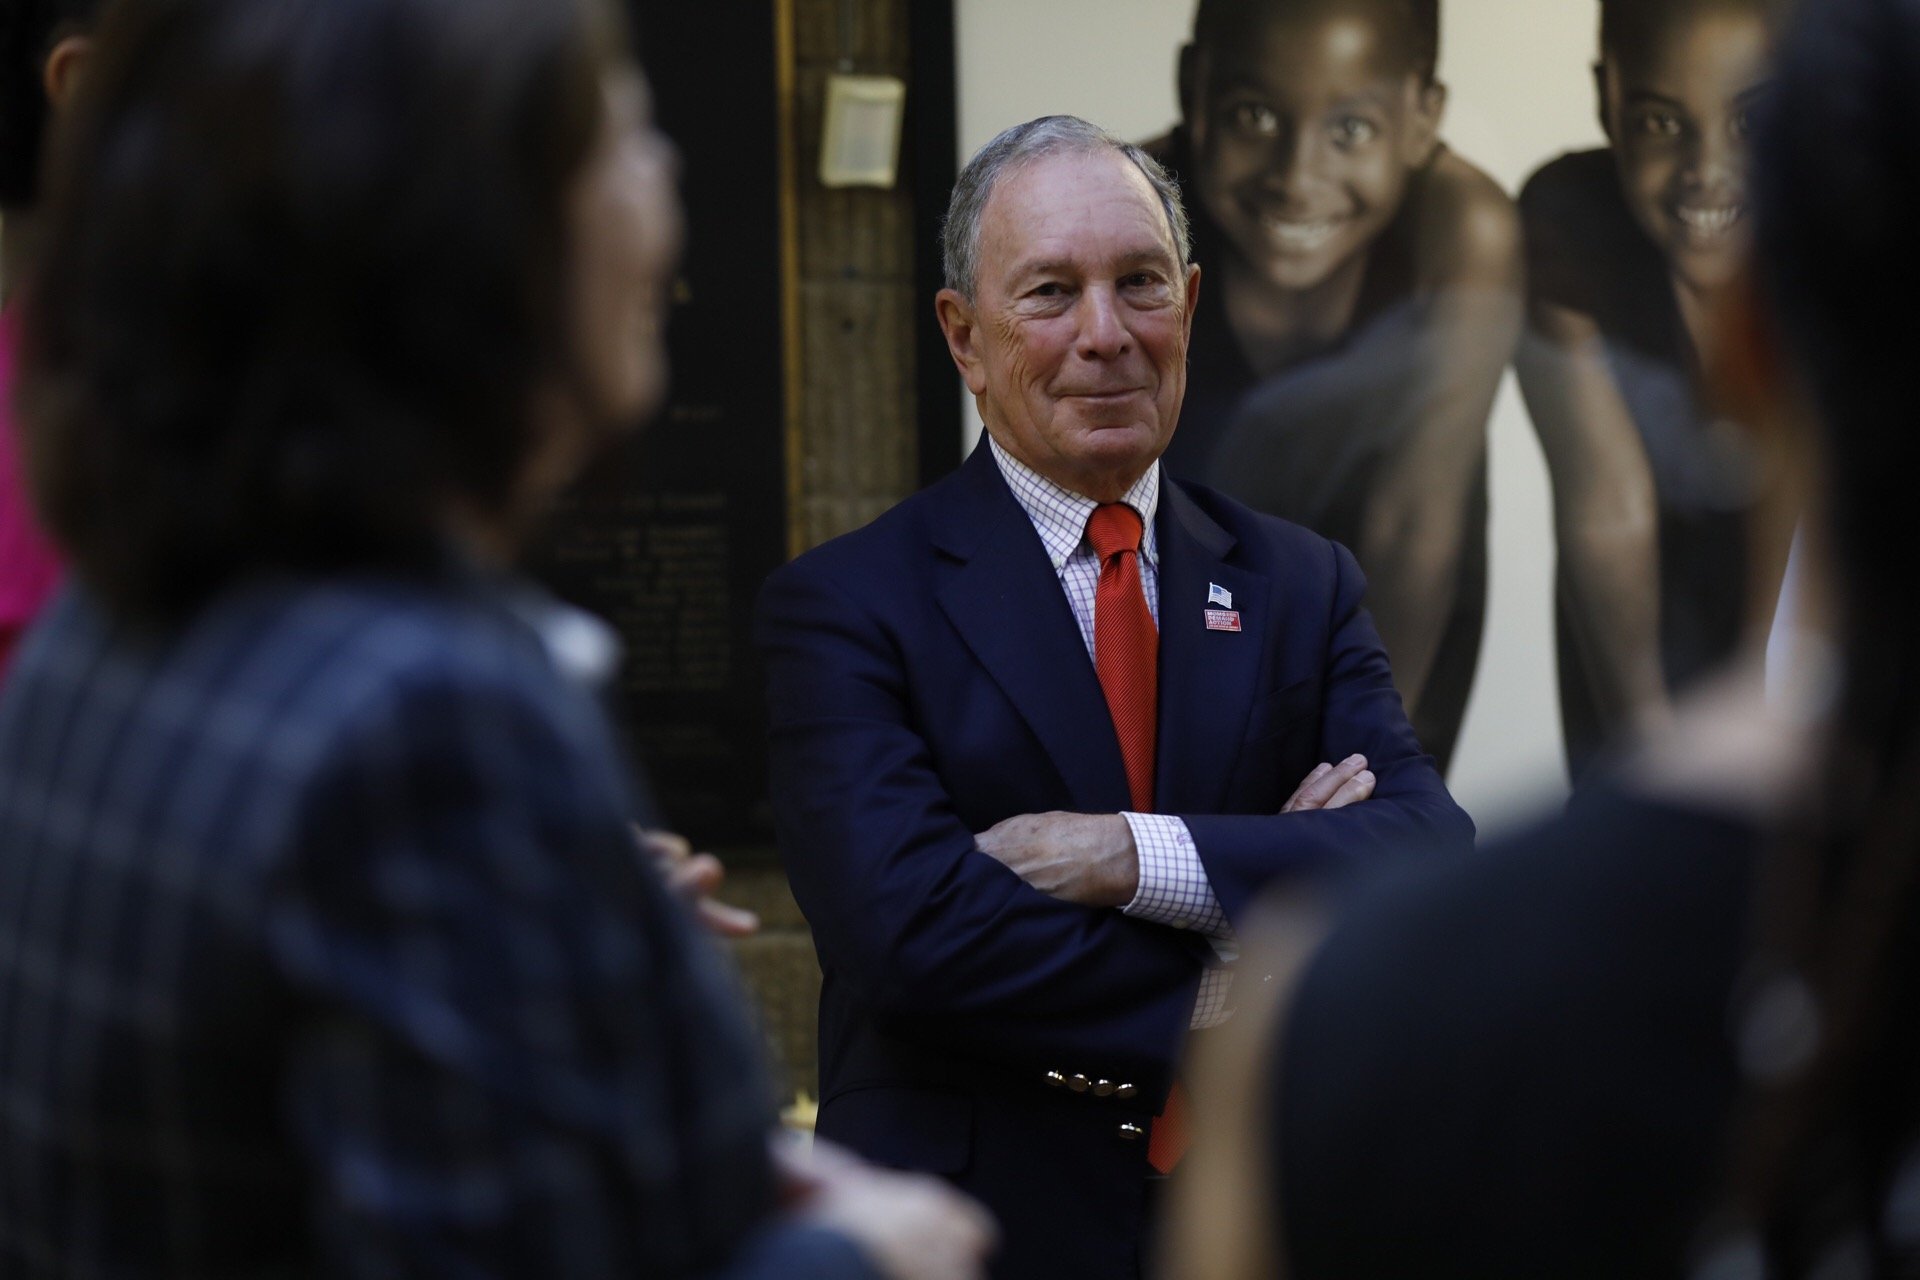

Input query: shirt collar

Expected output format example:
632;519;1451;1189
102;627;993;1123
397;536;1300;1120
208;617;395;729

988;435;1160;570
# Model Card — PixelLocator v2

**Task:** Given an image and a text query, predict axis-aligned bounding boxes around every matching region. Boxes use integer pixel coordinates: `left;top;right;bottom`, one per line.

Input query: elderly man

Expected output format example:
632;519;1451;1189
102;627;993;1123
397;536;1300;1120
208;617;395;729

757;115;1472;1278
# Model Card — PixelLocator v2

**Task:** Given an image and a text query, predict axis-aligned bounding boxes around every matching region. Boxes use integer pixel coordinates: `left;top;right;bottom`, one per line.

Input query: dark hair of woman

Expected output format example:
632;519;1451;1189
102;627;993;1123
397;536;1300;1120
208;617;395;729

1718;0;1920;1269
1191;0;1441;85
17;0;618;622
0;0;107;208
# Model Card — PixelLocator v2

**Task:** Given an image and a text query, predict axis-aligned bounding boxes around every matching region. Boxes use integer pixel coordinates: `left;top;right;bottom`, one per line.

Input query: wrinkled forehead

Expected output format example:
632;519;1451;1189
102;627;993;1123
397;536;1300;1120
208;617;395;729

979;149;1182;273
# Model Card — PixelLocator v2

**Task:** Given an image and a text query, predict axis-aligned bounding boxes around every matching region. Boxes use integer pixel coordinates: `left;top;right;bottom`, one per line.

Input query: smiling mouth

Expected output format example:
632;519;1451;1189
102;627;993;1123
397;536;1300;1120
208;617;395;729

1256;213;1348;254
1673;203;1745;243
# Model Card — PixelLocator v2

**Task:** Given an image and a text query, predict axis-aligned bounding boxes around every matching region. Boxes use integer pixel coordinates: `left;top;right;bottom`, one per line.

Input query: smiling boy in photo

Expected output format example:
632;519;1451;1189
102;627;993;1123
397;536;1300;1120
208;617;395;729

1517;0;1775;780
1150;0;1520;775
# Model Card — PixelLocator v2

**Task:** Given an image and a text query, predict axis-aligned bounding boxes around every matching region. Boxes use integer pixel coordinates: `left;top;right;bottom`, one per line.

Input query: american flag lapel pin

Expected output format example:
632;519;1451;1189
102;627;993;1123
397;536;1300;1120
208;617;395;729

1205;583;1240;630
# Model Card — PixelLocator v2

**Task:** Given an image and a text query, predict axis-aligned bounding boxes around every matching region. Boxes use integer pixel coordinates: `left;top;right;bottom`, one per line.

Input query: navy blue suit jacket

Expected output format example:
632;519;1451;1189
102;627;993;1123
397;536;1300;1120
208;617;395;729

757;443;1472;1278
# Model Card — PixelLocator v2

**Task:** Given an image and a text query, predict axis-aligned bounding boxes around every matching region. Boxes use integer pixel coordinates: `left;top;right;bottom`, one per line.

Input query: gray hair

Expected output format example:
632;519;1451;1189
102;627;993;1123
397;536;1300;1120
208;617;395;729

940;115;1192;298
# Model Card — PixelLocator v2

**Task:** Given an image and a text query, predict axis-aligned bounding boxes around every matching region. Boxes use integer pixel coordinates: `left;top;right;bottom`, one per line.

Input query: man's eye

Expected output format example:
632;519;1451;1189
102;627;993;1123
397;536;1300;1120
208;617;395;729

1730;108;1752;139
1225;102;1279;136
1029;282;1063;298
1636;111;1684;137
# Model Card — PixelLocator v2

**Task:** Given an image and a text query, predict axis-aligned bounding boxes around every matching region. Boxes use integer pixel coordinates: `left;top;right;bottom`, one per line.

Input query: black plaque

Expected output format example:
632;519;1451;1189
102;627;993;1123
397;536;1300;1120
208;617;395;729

525;2;786;852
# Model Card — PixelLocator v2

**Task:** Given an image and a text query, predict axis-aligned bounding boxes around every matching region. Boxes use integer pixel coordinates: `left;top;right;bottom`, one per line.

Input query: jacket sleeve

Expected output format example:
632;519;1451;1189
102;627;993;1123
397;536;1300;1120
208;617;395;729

757;557;1209;1098
1182;541;1476;921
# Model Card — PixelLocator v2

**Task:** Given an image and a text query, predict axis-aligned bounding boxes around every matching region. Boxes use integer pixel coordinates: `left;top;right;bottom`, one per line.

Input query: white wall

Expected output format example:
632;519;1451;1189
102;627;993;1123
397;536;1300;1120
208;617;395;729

952;0;1613;833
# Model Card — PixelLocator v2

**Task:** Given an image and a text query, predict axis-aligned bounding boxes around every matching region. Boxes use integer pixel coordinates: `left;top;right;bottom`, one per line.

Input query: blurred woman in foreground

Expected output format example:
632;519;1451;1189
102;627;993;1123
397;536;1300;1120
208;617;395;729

0;0;990;1274
1164;0;1918;1273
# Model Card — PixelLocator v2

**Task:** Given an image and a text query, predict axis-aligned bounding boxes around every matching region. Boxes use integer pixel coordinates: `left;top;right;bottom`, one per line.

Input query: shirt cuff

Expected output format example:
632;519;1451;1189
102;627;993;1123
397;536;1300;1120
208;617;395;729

1191;968;1235;1029
1119;812;1230;940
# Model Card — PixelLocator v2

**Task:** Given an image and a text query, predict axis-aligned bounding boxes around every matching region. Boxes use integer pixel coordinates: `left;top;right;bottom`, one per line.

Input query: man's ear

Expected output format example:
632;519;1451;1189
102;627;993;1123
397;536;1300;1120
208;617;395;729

43;34;94;110
935;288;989;396
1181;263;1201;348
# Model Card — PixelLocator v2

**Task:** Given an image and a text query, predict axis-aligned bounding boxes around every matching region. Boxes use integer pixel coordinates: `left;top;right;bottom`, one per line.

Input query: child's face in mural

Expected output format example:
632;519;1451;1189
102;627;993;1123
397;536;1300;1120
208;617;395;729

1601;2;1770;294
1185;0;1440;294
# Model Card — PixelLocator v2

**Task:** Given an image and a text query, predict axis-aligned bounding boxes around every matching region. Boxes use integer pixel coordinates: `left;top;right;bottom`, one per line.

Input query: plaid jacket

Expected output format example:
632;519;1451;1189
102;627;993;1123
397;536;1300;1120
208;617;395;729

0;570;870;1279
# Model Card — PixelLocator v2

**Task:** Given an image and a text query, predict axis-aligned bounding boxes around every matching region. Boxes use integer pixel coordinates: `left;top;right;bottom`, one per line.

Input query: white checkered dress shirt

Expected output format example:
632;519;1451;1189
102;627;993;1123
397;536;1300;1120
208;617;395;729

989;437;1234;1028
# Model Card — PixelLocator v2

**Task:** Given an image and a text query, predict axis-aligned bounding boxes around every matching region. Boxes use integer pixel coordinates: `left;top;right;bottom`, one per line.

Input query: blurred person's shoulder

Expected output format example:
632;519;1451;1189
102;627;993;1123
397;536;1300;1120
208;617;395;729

72;567;604;778
0;566;631;899
224;568;562;705
1298;779;1759;1010
262;570;632;772
1276;776;1761;1278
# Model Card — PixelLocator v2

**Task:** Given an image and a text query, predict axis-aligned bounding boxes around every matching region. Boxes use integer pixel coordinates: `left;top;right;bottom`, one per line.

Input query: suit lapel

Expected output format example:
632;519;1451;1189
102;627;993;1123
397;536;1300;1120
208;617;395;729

1155;481;1267;814
931;445;1132;812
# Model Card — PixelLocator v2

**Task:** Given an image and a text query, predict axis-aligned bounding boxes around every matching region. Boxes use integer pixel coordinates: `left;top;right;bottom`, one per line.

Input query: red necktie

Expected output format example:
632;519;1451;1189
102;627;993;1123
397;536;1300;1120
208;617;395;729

1086;506;1187;1174
1085;504;1156;812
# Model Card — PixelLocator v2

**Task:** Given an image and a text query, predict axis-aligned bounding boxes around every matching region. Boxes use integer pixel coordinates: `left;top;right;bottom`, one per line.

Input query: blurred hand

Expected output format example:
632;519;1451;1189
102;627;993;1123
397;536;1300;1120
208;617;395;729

774;1137;996;1280
633;828;760;937
973;811;1138;907
1282;755;1375;812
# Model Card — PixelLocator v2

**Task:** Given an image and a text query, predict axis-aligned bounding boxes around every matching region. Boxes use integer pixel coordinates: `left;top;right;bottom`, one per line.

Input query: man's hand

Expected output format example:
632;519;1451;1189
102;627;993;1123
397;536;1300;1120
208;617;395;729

633;828;761;937
775;1137;996;1280
1282;755;1375;812
973;812;1139;907
974;763;1374;908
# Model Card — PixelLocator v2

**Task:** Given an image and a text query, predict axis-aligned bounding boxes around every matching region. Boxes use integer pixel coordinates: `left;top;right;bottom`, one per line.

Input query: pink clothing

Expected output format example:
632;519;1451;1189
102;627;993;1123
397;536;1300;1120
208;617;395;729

0;309;63;677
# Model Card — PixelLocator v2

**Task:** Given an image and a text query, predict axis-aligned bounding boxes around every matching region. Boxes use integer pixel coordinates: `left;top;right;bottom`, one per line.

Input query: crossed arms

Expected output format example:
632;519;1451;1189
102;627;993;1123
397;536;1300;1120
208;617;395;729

757;537;1471;1090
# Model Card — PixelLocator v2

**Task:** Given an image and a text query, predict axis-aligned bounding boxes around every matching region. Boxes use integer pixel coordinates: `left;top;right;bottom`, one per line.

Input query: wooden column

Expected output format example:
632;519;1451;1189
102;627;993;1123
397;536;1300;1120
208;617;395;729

732;0;928;1111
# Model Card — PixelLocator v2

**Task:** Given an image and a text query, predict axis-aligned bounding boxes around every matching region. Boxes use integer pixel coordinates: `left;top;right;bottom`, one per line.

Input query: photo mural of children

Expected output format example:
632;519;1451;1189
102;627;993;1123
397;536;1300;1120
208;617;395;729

1148;0;1521;775
1517;0;1772;781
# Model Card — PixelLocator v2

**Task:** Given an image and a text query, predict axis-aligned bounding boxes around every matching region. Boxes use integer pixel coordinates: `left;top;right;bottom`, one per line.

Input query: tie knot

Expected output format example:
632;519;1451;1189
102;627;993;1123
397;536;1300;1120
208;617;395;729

1086;503;1143;562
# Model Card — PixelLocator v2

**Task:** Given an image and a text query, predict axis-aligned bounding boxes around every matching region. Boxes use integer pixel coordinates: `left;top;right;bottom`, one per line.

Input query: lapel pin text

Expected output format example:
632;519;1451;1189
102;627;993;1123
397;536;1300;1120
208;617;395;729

1204;609;1242;633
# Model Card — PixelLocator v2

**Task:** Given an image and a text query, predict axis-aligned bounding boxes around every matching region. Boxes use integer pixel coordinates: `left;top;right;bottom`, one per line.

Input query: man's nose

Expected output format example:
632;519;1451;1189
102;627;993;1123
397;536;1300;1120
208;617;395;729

1076;285;1131;359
